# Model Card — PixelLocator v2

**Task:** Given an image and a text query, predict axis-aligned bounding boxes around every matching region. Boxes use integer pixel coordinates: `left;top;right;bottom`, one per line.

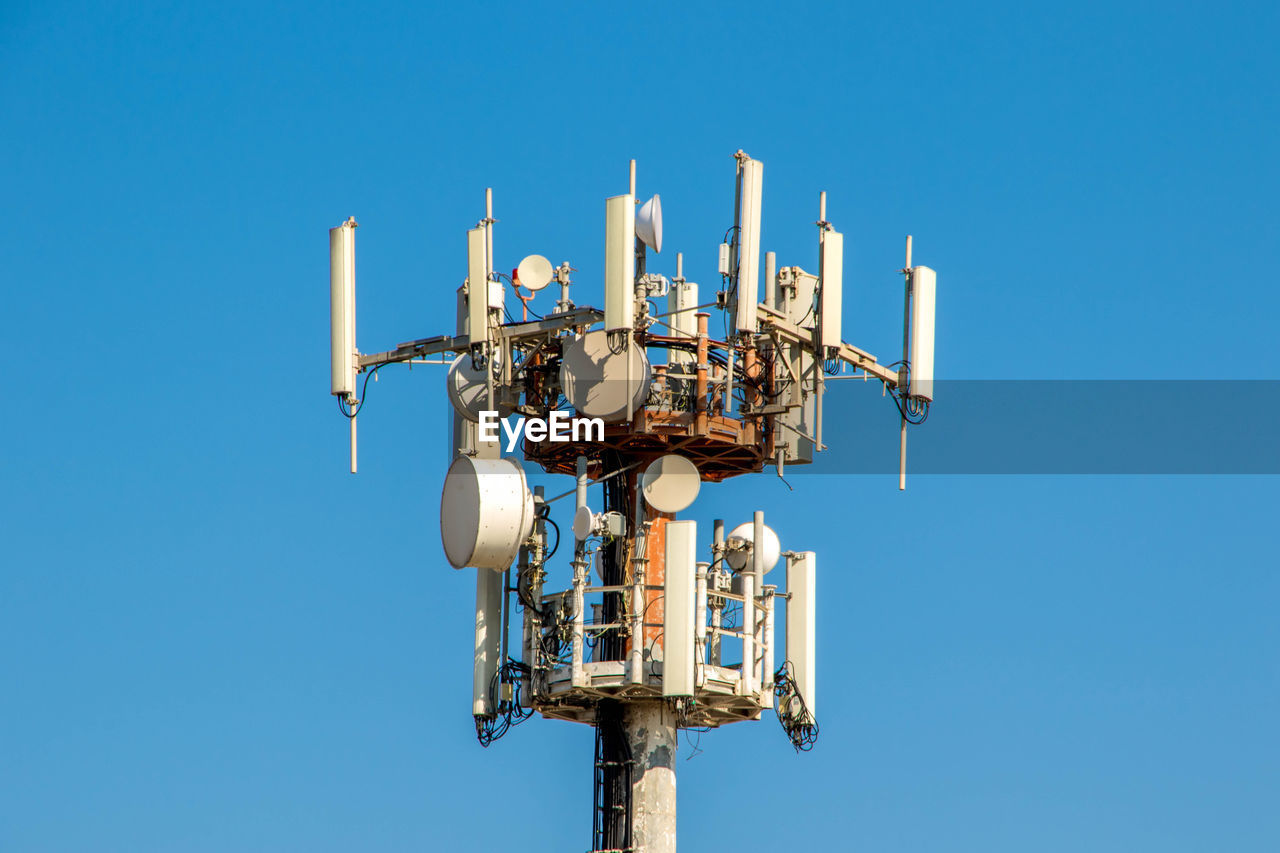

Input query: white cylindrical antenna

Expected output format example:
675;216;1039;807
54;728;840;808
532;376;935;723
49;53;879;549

899;235;914;490
604;194;636;331
764;251;776;309
752;510;765;591
734;157;764;332
350;414;357;474
676;251;683;281
818;190;827;224
485;187;494;273
629;159;636;197
575;455;588;519
742;540;747;696
762;586;775;690
694;561;709;684
724;345;735;414
484;188;503;319
473;565;503;717
899;420;907;491
329;217;357;401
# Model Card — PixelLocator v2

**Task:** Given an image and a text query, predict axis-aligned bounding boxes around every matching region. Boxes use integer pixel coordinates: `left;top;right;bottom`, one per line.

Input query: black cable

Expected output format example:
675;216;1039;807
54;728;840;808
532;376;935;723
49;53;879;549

773;661;819;752
542;515;561;562
338;362;391;419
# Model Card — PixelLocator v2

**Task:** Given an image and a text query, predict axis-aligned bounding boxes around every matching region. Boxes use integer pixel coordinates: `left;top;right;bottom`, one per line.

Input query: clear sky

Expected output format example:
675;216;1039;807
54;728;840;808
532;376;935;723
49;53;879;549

3;2;1278;851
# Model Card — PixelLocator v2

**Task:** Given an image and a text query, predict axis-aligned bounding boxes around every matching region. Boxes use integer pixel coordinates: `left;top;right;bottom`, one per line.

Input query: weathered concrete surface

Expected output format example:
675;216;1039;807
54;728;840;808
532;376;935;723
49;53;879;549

627;701;677;853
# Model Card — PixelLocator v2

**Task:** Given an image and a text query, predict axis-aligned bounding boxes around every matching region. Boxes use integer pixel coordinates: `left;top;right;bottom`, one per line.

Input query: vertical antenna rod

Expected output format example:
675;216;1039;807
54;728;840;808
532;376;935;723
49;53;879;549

899;235;913;491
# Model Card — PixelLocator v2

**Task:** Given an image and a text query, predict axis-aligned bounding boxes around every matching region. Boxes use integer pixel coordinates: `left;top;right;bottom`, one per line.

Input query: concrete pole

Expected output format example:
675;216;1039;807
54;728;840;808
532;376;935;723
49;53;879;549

626;701;677;853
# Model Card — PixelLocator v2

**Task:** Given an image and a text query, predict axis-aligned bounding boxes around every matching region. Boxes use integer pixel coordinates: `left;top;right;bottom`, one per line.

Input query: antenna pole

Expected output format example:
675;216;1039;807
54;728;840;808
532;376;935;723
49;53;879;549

350;414;357;474
899;235;913;490
484;189;496;412
625;702;677;852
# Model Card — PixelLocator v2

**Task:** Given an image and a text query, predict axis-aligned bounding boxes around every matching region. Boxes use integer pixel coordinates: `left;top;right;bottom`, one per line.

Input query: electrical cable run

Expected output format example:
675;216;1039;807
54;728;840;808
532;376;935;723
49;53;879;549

773;662;819;752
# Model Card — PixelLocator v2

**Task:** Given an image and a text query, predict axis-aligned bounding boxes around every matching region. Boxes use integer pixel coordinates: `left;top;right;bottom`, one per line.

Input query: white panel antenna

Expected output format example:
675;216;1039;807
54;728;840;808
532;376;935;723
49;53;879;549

329;217;357;400
467;226;489;345
604;194;635;331
819;230;843;350
909;266;936;401
734;157;763;332
662;520;696;697
786;551;816;719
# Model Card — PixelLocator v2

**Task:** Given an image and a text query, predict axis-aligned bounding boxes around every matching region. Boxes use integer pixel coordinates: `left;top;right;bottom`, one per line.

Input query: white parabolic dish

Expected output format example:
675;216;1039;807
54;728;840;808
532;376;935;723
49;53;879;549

516;254;554;291
446;352;499;423
640;454;701;513
725;521;781;573
559;330;651;422
440;456;535;570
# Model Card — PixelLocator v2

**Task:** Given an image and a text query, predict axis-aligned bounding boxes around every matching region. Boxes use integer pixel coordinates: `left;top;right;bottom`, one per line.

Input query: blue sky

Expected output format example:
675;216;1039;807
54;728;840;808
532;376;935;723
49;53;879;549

3;2;1278;851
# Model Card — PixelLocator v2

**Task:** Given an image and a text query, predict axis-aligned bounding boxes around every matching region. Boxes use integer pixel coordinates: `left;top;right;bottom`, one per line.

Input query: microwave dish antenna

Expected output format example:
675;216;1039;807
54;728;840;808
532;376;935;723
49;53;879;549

446;352;499;422
725;521;781;573
440;456;535;570
636;194;663;253
515;253;554;291
559;329;651;422
640;454;701;513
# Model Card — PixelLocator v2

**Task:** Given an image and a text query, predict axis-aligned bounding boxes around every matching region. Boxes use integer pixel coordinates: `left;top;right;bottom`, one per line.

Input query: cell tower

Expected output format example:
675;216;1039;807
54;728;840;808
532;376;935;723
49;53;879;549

327;151;937;852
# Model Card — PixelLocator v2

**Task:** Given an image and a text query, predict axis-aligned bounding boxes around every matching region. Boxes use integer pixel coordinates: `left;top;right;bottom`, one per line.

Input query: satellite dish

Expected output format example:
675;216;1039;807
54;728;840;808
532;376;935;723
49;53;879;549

725;521;781;573
516;254;554;291
640;454;700;513
446;352;500;422
636;194;662;253
559;330;651;422
440;456;535;570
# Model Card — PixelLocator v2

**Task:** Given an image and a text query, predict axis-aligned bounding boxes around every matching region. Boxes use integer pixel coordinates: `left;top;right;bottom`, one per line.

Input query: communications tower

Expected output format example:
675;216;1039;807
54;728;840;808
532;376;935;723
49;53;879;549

327;151;938;852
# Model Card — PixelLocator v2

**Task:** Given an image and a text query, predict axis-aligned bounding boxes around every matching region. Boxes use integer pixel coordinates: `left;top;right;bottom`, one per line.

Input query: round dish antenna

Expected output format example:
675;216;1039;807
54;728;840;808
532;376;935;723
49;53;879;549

725;521;781;573
559;330;651;422
636;194;663;253
573;505;595;542
640;454;700;513
446;352;499;423
440;456;535;570
516;254;554;291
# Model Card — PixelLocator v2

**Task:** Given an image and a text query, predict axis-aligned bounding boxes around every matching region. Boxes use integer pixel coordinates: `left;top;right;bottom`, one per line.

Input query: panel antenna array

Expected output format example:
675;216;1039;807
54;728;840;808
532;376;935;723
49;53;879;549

325;152;938;853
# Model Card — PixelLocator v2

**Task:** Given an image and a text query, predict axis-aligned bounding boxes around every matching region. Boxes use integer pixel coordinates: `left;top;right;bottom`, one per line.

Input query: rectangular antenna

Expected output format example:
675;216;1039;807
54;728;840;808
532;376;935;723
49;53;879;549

663;520;697;697
786;551;817;718
604;194;635;331
909;266;936;401
819;230;843;350
466;226;488;345
473;568;503;717
734;158;763;332
329;218;357;400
